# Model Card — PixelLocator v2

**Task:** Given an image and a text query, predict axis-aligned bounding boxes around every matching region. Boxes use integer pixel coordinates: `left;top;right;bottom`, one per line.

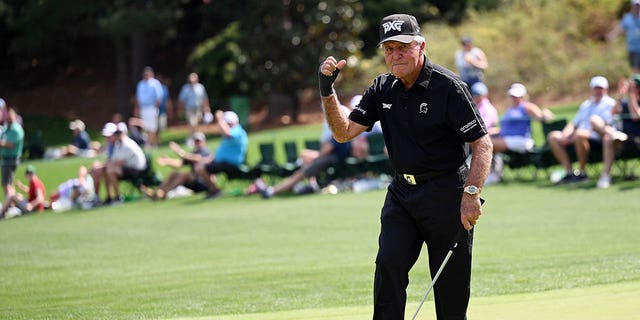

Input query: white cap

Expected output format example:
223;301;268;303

0;98;5;109
102;122;118;137
632;0;640;5
223;111;239;125
69;119;86;131
508;83;527;98
589;76;608;89
117;122;128;134
350;95;363;108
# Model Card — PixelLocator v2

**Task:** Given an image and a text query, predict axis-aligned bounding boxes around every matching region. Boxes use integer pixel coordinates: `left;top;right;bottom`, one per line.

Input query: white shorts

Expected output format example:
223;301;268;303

504;136;535;153
140;106;159;133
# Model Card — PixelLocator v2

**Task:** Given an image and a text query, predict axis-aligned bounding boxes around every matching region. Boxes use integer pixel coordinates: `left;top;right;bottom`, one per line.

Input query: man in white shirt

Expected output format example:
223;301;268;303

92;122;147;205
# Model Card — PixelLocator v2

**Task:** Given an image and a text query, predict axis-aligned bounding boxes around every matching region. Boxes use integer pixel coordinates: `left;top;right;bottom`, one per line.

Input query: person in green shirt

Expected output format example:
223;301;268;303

0;107;25;212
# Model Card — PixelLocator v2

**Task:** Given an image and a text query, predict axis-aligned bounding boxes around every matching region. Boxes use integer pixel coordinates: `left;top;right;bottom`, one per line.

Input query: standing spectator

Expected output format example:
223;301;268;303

178;72;212;139
454;35;489;87
318;14;492;319
1;165;46;217
608;0;640;74
547;76;620;184
0;107;24;214
156;74;173;141
141;132;212;200
194;110;247;199
135;66;163;149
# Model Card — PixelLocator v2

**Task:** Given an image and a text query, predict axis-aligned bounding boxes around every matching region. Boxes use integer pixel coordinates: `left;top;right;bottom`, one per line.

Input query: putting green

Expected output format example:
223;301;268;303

166;280;640;320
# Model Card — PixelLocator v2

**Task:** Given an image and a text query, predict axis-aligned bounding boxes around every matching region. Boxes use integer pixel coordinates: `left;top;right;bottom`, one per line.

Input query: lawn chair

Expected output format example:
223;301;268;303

279;141;301;177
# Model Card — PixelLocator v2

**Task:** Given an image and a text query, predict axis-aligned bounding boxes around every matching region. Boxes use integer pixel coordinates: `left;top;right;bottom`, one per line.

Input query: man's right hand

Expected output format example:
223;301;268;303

318;56;347;97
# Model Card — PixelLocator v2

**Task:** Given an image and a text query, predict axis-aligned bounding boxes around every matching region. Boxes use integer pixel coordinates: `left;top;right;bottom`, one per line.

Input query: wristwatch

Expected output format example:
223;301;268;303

463;185;481;196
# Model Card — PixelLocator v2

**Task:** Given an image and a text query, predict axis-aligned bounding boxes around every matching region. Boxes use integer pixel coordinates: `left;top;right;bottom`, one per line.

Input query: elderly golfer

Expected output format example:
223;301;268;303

318;13;492;320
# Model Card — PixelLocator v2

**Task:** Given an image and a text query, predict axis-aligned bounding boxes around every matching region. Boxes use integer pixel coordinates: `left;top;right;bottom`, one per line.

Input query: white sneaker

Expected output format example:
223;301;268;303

612;130;628;142
597;174;611;189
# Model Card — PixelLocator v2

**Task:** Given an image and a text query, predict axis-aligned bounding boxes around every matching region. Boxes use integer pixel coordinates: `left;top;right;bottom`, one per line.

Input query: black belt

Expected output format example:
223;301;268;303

396;170;449;185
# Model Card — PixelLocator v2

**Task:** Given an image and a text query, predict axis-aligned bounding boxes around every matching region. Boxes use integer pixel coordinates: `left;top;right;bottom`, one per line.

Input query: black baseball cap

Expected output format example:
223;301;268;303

378;14;421;46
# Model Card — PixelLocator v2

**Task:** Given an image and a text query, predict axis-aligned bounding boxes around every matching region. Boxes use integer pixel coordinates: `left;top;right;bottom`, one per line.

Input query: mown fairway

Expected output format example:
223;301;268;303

1;178;639;320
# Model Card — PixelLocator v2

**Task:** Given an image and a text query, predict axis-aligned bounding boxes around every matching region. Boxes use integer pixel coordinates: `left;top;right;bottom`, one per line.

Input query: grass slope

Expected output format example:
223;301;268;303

1;180;639;319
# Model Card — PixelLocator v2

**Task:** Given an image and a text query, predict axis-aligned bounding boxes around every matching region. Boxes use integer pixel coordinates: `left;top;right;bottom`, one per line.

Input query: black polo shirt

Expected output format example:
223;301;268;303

349;56;487;174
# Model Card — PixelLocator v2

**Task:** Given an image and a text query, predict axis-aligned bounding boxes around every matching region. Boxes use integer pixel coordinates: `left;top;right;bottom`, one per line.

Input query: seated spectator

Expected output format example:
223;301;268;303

91;122;147;205
141;132;212;200
60;119;101;158
592;75;640;188
194;110;248;199
249;105;353;199
547;76;620;184
49;165;96;211
470;83;500;184
349;95;383;161
487;83;554;184
0;165;46;217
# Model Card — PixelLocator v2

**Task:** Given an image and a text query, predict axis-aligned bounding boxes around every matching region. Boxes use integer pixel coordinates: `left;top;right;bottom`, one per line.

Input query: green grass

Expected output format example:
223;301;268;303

1;179;639;319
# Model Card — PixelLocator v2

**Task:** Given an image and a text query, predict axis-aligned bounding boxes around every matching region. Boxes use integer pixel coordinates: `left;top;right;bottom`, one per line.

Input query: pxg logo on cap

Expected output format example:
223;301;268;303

379;14;421;46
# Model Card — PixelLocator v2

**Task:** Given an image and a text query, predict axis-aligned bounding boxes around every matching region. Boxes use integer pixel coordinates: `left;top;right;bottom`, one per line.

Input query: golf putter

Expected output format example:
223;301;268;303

410;198;484;320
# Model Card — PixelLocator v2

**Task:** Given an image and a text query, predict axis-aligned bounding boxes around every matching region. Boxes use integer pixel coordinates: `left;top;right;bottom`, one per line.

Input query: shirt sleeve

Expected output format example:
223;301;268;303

447;81;488;142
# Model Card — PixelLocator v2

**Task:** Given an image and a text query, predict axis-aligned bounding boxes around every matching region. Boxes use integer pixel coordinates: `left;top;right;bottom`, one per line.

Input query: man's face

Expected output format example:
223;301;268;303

592;87;606;99
381;40;424;81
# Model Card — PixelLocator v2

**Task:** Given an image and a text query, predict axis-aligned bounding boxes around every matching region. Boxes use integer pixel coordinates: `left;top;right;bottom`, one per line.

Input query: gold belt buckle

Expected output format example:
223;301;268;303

403;174;417;185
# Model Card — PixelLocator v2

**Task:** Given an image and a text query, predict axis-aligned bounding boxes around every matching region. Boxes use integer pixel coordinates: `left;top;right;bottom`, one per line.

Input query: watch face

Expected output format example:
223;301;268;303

465;185;479;194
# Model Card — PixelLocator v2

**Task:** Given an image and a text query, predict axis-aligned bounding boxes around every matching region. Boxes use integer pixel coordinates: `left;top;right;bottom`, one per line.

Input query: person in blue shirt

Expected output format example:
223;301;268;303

608;0;640;73
194;110;248;199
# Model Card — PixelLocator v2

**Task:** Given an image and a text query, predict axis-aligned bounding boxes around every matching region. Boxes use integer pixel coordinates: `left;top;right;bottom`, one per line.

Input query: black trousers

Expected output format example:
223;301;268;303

373;167;473;320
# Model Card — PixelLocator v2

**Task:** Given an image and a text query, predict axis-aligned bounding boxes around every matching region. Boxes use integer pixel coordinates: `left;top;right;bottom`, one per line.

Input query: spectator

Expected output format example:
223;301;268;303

178;72;213;139
454;35;489;87
1;165;46;217
592;75;640;188
250;105;353;198
0;107;24;214
470;82;501;184
49;165;96;211
0;98;23;127
348;95;383;161
125;117;148;147
194;110;247;199
91;122;147;205
607;0;640;74
487;83;554;184
141;132;212;200
547;76;620;184
156;74;173;135
135;66;163;149
60;119;100;158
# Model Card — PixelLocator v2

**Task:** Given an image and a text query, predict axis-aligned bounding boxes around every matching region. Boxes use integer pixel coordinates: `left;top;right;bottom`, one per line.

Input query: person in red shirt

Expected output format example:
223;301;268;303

0;165;46;217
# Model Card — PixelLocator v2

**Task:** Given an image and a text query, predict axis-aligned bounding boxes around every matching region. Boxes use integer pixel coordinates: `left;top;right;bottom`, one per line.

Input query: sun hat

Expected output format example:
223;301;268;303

379;14;421;46
192;131;206;142
25;165;36;174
